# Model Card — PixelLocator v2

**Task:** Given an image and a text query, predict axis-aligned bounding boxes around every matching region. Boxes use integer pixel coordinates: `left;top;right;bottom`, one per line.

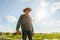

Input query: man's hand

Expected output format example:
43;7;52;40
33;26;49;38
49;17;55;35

32;32;34;36
16;30;21;34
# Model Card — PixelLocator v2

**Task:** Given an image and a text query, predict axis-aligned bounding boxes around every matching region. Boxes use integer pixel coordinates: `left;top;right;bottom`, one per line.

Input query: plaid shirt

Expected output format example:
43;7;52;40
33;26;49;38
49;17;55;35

16;14;34;32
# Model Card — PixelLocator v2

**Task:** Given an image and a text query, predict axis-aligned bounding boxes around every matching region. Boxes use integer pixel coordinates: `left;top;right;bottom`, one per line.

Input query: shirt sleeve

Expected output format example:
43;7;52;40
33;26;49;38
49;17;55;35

31;23;34;32
31;18;34;32
16;16;22;30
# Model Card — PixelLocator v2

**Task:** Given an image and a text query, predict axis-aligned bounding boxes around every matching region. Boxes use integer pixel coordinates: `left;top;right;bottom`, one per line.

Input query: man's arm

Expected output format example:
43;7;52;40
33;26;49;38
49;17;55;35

31;21;34;36
16;16;22;34
30;18;34;33
30;17;34;36
16;16;21;31
31;23;34;33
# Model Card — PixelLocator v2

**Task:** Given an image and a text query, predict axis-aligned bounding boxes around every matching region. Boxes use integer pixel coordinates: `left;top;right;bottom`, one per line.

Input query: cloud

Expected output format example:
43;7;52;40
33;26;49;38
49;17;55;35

0;25;6;32
37;20;60;33
5;26;15;32
40;0;48;7
0;25;15;32
31;0;50;23
55;20;60;26
51;2;60;13
32;1;60;23
6;15;17;23
0;25;4;28
41;20;60;26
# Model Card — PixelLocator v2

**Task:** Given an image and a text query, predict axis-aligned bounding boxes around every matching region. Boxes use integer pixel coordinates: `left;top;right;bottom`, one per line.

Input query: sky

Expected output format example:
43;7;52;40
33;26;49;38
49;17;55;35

0;0;60;33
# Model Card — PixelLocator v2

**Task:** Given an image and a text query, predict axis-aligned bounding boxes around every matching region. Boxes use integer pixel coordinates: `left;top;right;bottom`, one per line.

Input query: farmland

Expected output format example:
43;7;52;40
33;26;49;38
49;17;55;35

0;32;60;40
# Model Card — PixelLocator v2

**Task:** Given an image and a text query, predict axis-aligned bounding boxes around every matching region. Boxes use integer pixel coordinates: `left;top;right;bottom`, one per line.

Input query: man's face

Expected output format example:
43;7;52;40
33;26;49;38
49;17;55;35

25;10;30;14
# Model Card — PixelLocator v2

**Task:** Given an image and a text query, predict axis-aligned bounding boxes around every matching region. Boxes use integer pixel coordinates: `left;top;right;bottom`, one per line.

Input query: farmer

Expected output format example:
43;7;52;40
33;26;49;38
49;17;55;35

16;7;34;40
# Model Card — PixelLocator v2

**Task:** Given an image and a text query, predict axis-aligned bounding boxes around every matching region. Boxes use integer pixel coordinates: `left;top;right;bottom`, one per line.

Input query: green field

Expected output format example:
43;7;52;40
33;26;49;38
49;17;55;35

0;32;60;40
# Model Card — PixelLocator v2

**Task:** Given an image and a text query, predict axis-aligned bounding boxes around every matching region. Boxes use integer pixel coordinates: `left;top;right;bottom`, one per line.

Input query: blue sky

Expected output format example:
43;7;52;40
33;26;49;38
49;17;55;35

0;0;60;33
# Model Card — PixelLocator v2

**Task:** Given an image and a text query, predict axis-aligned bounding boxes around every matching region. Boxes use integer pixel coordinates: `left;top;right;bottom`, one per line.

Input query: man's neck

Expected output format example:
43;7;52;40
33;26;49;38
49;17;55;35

25;13;29;17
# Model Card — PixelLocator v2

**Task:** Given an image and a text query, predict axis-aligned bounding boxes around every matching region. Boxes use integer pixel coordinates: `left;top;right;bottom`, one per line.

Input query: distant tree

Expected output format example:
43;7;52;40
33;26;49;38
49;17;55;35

6;32;9;35
13;32;17;36
0;32;2;35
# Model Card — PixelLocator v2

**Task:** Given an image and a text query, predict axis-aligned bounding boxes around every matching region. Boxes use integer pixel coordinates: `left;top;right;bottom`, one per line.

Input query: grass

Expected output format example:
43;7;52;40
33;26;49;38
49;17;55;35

0;33;60;40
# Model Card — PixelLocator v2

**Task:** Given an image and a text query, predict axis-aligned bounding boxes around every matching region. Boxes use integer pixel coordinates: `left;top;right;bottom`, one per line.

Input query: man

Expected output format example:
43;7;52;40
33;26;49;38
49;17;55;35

16;7;34;40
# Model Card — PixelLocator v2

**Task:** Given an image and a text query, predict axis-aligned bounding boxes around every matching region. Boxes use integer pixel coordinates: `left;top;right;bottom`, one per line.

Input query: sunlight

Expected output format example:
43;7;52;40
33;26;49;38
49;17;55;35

33;0;49;23
34;8;48;22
